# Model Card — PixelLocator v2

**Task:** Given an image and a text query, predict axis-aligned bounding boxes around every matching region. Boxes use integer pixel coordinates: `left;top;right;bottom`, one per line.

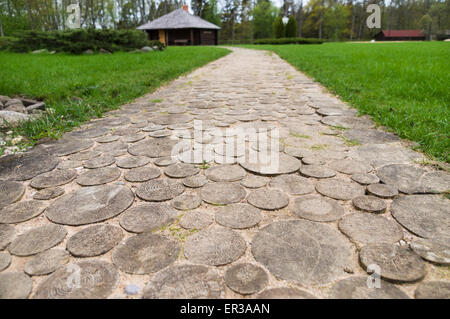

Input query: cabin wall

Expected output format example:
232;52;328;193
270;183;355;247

145;29;217;46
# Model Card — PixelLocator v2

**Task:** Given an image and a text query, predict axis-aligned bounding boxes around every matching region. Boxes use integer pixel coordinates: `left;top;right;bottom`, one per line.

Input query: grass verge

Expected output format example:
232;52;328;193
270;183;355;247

0;46;230;144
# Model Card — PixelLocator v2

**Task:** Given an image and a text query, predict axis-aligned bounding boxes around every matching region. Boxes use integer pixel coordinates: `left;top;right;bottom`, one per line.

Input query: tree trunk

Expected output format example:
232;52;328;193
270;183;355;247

350;0;356;40
0;15;4;37
26;0;34;29
298;0;303;37
318;0;324;40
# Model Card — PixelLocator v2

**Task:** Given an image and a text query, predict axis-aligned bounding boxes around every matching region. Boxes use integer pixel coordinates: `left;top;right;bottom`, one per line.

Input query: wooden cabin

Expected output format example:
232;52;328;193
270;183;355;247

374;30;426;41
137;6;220;46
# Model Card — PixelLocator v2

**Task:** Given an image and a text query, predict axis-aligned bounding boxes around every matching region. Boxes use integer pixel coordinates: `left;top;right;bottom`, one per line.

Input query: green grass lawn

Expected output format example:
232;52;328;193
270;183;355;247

0;46;230;145
242;42;450;163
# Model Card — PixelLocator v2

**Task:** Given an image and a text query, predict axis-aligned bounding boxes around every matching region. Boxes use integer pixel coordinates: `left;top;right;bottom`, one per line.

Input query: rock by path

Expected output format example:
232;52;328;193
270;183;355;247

0;47;448;299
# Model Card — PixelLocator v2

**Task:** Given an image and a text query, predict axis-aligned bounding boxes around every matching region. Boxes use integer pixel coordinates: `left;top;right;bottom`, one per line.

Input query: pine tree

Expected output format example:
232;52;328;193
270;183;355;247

273;15;285;38
285;15;297;37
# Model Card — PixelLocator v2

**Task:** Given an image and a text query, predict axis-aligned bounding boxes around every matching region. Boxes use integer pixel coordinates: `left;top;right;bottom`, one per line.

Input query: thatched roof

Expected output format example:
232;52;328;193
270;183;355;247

137;8;220;30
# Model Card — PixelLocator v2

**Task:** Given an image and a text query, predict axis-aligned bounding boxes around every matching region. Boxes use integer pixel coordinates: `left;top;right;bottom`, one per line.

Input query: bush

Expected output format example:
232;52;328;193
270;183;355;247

285;16;298;38
273;16;285;39
0;36;18;51
8;29;165;54
253;37;323;45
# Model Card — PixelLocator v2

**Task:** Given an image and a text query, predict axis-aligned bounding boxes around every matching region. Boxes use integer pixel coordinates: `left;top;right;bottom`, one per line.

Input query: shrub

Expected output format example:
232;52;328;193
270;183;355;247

285;16;298;38
8;29;164;54
253;37;323;45
273;16;285;39
0;36;17;51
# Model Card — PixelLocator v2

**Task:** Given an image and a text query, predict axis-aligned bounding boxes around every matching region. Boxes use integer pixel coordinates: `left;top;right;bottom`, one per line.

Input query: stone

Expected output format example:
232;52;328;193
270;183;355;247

352;195;387;213
240;175;269;188
0;272;32;299
165;163;200;178
68;150;101;161
182;174;208;188
351;173;380;185
0;200;46;224
46;185;134;226
291;195;344;222
33;187;65;200
120;203;178;233
83;155;116;169
8;224;67;256
171;193;202;210
184;226;246;266
0;252;11;272
215;203;261;229
116;156;151;169
302;155;327;165
366;183;399;198
113;127;140;137
153;156;177;166
359;243;426;282
352;144;424;168
376;164;450;194
152;114;193;125
149;129;172;138
321;115;374;129
143;264;224;299
46;139;94;157
94;141;128;156
83;49;94;55
125;284;140;295
247;188;289;210
256;287;318;299
112;233;180;274
391;195;449;239
0;153;59;181
0;225;15;250
179;211;214;230
24;248;69;276
141;46;153;53
224;263;268;295
96;135;120;143
252;220;353;285
34;260;119;299
284;147;313;159
316;178;365;200
30;169;77;189
68;127;109;139
200;182;246;205
329;276;409;299
136;179;185;202
0;111;32;127
410;237;450;265
76;167;121;186
206;165;246;182
0;180;25;207
343;129;399;144
300;165;336;178
240;153;301;176
269;174;314;195
124;166;161;182
128;138;179;158
57;160;82;170
25;102;46;113
338;213;404;244
415;281;450;299
67;225;123;257
328;159;372;175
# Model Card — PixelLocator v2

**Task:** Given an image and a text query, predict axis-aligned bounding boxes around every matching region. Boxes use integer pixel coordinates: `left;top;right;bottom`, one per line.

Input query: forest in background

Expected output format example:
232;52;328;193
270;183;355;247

0;0;448;42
